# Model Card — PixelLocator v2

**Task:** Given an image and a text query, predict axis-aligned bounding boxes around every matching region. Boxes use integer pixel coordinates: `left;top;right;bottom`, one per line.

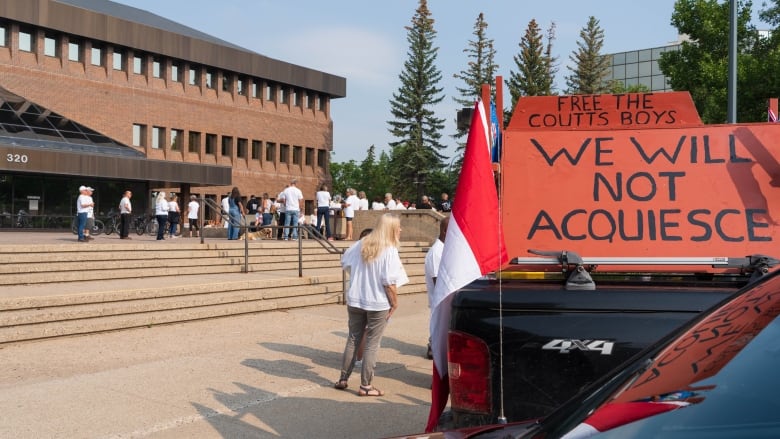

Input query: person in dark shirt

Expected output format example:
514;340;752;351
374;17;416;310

246;195;259;215
438;193;451;212
418;195;434;210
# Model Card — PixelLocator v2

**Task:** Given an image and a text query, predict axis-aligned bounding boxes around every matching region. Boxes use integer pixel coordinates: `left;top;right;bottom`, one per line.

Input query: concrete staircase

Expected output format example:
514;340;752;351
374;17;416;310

0;239;430;344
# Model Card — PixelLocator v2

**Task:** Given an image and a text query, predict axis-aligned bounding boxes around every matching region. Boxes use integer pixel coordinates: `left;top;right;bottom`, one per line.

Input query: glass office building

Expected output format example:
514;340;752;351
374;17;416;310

605;43;680;92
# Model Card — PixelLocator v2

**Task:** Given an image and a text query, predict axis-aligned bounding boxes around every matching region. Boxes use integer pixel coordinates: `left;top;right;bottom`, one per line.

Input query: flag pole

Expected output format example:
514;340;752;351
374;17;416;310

493;77;508;425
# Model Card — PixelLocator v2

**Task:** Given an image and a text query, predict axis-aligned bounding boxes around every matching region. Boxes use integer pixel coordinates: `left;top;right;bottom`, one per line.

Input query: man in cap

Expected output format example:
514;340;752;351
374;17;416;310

76;185;95;242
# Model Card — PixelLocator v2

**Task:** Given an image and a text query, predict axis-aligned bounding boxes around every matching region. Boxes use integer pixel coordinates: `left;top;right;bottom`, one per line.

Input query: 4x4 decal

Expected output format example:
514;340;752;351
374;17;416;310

542;339;615;355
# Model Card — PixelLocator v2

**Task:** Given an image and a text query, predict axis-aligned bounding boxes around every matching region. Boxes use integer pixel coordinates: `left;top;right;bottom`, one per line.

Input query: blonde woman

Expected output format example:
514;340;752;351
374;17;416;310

154;191;168;240
167;193;180;238
335;214;408;396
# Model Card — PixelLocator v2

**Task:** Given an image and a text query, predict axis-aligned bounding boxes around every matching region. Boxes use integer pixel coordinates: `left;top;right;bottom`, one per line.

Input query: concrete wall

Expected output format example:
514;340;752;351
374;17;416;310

353;210;445;244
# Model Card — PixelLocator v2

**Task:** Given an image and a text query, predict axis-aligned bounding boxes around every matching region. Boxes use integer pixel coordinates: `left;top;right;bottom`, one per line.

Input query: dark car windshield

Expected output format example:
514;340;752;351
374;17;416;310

522;271;780;439
595;312;780;438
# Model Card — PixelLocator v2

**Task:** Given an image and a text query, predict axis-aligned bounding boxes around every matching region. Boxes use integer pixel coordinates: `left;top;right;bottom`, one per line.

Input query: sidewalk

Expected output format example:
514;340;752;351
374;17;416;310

0;293;435;438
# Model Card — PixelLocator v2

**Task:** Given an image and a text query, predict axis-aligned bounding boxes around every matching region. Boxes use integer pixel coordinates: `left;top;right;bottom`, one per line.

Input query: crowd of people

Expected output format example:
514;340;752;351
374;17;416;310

74;181;452;243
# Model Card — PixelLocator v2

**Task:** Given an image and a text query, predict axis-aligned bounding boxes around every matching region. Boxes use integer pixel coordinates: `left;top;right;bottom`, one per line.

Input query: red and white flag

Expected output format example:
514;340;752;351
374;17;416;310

425;100;508;432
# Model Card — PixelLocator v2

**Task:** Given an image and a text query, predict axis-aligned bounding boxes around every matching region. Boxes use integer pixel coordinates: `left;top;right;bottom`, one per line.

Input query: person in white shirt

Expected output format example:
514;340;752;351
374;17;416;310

335;214;408;396
281;179;304;240
424;216;449;359
154;191;168;240
371;196;385;211
76;185;94;242
393;198;407;210
343;188;360;240
316;184;333;240
118;190;132;239
186;195;200;238
221;193;230;229
276;187;287;240
167;193;180;238
357;191;369;211
384;193;397;210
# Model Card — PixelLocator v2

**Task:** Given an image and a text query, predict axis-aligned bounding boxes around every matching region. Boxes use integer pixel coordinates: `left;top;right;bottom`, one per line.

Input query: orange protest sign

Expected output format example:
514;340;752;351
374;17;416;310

502;92;780;261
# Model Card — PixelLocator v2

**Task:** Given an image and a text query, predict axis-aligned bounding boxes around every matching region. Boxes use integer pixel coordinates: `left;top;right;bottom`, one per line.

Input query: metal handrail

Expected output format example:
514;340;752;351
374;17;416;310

196;199;345;280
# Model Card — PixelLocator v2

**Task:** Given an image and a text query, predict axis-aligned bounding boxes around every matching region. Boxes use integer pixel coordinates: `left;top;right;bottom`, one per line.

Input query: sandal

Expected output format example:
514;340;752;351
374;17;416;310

334;380;348;390
358;385;384;397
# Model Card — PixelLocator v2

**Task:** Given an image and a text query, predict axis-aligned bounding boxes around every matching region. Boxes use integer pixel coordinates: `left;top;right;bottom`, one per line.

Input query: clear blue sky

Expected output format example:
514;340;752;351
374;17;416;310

114;0;763;163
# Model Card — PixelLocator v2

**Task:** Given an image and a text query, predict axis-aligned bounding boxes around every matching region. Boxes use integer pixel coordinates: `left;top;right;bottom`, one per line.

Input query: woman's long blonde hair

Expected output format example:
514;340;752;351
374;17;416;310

155;191;166;204
361;214;401;262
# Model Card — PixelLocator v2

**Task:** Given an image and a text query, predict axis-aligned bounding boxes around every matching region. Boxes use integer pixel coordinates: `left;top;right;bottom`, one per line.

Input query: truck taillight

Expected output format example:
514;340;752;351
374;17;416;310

448;330;491;414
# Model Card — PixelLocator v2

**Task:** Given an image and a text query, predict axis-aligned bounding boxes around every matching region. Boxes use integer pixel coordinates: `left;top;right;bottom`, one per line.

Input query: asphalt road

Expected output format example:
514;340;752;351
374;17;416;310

0;293;436;439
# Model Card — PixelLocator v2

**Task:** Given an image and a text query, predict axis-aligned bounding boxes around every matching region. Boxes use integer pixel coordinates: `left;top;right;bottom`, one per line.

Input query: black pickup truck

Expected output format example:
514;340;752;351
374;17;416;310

445;251;778;429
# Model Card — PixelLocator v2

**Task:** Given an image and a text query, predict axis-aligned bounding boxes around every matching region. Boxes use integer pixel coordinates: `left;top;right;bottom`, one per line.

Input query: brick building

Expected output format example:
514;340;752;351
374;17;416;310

0;0;346;224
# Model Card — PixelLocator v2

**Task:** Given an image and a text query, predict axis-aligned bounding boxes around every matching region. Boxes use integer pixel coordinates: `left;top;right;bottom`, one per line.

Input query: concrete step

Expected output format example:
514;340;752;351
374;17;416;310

0;272;428;344
0;237;431;344
0;241;428;285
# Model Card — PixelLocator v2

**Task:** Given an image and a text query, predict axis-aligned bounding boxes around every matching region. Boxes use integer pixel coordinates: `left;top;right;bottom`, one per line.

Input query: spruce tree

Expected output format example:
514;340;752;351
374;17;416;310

565;16;611;94
507;19;558;116
387;0;446;202
451;12;499;172
453;13;499;108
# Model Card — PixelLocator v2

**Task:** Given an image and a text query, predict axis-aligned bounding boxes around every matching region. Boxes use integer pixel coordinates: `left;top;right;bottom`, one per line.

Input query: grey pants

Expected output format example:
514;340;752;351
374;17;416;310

339;306;389;387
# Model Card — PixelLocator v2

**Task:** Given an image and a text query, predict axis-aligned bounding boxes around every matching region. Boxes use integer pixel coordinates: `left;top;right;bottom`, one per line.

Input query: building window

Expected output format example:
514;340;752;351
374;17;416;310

237;138;247;158
0;23;6;47
205;133;217;155
152;126;165;149
305;93;314;109
305;147;314;166
237;78;245;95
222;73;231;92
171;62;180;82
252;140;262;160
317;149;327;168
279;144;290;163
70;39;84;60
251;81;258;98
170;129;183;150
188;131;201;153
188;66;198;85
265;142;276;162
293;90;302;107
152;58;161;78
221;136;233;157
90;45;103;66
18;29;33;52
266;83;276;102
132;54;143;74
206;70;214;89
293;146;302;165
280;88;289;104
44;35;57;57
132;124;146;147
319;94;327;112
112;50;123;70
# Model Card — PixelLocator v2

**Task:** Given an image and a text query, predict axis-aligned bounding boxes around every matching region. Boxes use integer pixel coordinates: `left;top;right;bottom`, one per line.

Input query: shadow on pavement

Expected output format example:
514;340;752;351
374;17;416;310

194;382;430;438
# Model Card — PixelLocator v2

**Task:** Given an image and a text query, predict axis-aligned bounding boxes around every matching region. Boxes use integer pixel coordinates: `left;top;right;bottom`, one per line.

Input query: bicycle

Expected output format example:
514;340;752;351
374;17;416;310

15;210;32;228
70;215;105;236
103;209;121;235
131;214;150;236
146;217;159;236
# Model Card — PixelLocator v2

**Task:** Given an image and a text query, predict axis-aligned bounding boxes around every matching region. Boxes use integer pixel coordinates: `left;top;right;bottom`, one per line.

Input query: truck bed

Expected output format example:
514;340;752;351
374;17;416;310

448;276;740;427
